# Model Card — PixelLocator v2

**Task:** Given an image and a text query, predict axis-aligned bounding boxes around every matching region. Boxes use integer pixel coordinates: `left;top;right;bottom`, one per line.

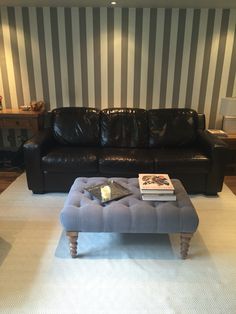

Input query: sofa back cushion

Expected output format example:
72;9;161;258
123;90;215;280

51;107;100;146
148;108;199;148
101;108;149;148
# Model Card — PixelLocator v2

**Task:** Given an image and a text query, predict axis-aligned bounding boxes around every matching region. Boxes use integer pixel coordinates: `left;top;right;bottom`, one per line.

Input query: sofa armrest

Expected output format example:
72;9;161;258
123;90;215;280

23;128;56;193
197;130;228;194
197;129;228;154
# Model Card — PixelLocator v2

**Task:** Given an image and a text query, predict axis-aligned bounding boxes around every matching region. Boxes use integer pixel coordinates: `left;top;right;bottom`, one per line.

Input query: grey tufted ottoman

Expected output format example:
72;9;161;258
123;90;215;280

60;177;199;259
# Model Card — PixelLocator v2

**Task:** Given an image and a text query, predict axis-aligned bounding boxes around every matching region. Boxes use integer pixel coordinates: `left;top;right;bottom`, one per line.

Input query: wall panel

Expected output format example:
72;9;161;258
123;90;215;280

0;7;235;147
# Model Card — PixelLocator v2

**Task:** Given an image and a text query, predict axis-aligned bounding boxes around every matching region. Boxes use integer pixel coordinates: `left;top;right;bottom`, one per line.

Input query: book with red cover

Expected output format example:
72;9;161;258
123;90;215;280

138;174;175;194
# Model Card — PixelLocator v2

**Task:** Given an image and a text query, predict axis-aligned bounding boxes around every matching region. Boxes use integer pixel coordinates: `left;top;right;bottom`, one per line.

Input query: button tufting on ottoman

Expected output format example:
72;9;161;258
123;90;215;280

60;177;199;259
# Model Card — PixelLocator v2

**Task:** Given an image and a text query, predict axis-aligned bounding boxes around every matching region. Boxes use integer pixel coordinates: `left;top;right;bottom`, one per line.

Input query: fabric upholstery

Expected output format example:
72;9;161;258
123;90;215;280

60;177;199;233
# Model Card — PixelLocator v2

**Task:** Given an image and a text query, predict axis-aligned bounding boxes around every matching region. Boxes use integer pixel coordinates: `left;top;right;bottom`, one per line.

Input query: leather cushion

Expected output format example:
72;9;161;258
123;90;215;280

148;108;199;148
152;148;210;173
51;107;100;146
42;146;99;172
99;148;154;175
101;108;149;148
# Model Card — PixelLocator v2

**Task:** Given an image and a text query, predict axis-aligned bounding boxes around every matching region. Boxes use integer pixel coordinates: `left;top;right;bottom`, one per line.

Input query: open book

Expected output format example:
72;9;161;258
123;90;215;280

138;174;175;194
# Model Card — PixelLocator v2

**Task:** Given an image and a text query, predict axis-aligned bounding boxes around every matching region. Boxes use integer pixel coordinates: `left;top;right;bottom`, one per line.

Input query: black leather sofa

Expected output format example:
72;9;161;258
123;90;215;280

23;107;228;195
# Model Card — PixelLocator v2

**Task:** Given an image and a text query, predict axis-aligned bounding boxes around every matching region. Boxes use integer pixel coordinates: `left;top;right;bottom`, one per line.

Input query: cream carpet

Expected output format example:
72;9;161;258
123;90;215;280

0;173;236;314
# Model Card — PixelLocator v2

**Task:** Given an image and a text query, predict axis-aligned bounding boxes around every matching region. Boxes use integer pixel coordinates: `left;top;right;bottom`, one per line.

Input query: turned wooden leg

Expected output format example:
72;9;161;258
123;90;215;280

66;231;79;258
180;233;193;259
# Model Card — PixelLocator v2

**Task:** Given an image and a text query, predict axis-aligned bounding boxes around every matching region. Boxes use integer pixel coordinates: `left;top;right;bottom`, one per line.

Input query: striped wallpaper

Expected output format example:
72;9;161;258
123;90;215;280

0;7;236;148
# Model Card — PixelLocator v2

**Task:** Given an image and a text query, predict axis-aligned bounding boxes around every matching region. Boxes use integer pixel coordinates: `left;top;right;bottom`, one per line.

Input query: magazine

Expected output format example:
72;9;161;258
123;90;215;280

207;129;228;137
85;180;131;204
138;174;174;194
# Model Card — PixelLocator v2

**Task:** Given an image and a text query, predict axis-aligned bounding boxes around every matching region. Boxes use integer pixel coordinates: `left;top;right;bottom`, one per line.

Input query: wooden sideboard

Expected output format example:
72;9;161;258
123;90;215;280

0;108;45;133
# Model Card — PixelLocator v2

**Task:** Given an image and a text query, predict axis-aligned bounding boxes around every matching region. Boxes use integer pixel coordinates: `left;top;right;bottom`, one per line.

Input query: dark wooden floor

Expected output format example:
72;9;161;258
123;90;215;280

0;168;24;194
224;176;236;195
0;169;236;195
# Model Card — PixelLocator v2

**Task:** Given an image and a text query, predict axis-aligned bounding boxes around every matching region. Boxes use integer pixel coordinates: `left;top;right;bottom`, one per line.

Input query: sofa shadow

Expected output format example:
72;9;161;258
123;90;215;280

0;237;12;266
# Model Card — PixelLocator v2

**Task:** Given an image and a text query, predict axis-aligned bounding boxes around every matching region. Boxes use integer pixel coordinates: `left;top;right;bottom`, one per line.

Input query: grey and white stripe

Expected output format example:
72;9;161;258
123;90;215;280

86;7;95;107
7;7;24;107
22;7;36;103
209;9;230;127
184;9;199;108
152;8;165;108
114;8;122;107
0;9;11;108
121;8;128;107
146;8;157;109
93;7;101;109
0;7;235;148
226;13;236;97
133;8;143;108
79;8;89;107
37;8;50;109
160;8;172;108
172;8;186;108
140;8;150;109
107;8;114;107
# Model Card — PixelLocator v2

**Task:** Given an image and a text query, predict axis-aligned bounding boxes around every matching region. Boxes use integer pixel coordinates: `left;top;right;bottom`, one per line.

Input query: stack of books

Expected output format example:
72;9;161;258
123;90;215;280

138;173;176;201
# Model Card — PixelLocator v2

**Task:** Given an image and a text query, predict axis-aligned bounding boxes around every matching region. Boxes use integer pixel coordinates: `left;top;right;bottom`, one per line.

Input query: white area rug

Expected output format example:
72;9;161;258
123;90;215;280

0;173;236;314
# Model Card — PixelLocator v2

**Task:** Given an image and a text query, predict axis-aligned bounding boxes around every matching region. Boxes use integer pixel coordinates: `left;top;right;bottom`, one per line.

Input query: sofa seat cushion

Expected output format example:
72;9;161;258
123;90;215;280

99;148;154;175
42;147;99;172
153;148;210;173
